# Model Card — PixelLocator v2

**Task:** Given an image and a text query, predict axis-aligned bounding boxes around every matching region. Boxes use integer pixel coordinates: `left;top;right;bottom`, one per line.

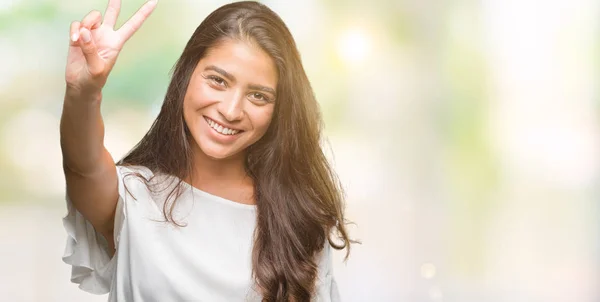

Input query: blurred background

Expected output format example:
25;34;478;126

1;0;599;301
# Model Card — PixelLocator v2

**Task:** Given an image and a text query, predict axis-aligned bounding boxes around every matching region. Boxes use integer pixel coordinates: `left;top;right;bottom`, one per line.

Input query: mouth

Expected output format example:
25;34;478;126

204;116;244;136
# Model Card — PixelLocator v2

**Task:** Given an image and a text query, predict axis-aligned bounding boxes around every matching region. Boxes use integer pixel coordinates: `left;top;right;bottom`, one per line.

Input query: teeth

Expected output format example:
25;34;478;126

206;118;240;135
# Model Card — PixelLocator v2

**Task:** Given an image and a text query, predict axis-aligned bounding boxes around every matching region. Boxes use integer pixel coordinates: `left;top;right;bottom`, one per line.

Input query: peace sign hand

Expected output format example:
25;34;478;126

66;0;157;97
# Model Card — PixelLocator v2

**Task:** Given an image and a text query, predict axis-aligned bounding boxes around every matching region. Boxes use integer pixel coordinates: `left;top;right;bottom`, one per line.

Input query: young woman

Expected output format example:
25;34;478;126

61;0;352;301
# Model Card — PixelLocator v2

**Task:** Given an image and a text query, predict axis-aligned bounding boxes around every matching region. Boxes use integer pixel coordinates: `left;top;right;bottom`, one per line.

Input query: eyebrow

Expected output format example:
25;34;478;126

204;65;277;96
248;84;277;96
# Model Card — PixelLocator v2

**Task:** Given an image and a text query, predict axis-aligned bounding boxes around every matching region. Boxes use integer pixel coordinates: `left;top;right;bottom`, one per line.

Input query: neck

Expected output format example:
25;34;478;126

185;143;256;206
188;143;252;190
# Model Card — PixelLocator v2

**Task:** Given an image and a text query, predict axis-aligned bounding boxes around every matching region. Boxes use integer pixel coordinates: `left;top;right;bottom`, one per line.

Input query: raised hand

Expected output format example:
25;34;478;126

66;0;157;96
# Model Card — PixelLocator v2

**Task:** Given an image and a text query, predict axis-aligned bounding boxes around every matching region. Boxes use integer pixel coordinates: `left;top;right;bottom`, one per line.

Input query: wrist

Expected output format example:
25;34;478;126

65;86;103;103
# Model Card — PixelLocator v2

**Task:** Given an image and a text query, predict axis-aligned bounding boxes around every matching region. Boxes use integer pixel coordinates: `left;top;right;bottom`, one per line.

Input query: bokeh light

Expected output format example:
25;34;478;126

0;0;598;301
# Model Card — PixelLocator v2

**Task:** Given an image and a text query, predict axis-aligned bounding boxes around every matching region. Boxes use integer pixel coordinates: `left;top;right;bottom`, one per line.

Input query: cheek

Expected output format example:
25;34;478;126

183;85;211;129
251;106;275;134
185;80;219;110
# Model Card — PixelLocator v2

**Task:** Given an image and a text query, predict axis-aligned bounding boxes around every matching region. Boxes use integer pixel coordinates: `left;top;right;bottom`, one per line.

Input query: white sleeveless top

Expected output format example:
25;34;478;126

62;165;340;301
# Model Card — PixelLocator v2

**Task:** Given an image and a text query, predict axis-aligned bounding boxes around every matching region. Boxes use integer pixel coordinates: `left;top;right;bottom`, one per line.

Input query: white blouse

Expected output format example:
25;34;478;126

62;165;340;301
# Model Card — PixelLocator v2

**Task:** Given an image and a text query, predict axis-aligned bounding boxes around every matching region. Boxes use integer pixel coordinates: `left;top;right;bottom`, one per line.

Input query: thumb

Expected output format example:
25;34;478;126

78;27;104;76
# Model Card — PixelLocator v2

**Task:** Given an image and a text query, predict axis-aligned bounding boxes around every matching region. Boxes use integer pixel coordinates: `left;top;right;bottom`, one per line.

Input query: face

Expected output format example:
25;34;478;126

183;39;278;161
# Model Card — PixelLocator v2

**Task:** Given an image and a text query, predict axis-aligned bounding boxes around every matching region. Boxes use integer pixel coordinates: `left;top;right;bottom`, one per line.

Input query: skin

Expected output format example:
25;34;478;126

183;39;278;205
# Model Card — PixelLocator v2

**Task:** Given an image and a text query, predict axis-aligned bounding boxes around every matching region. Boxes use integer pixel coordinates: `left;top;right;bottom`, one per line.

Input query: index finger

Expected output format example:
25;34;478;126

117;0;158;43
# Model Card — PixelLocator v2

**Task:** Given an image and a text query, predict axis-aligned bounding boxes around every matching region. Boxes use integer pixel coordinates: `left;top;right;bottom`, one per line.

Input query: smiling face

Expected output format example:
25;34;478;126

183;39;278;161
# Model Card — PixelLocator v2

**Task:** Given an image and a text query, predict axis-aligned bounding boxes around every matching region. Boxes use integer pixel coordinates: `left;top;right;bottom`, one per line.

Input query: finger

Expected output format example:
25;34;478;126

70;21;81;43
103;0;121;28
78;27;105;76
117;0;157;43
81;10;103;30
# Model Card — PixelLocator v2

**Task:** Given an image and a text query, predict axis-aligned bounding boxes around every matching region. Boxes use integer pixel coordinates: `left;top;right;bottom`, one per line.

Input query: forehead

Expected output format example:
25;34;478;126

199;39;278;85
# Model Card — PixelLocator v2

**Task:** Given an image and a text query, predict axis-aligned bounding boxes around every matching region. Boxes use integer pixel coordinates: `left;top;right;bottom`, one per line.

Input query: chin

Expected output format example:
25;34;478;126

203;151;233;160
198;143;244;160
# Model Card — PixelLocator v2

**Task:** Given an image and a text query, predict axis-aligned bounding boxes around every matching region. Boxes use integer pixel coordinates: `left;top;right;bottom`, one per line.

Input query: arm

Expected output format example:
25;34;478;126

60;0;157;247
61;90;118;246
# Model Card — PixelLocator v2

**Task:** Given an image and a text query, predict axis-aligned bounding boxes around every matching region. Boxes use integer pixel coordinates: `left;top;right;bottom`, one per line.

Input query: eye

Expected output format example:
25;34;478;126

206;75;227;88
249;92;271;102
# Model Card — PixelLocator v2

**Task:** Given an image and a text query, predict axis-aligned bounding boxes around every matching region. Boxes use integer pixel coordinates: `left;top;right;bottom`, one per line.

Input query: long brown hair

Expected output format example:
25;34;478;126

118;1;353;300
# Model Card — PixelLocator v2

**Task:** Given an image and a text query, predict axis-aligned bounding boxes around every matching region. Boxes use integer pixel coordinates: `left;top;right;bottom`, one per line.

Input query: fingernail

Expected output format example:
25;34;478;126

71;33;78;42
81;29;91;43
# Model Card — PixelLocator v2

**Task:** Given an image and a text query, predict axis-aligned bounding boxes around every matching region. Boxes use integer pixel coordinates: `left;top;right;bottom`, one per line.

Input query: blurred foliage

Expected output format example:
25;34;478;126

0;1;598;300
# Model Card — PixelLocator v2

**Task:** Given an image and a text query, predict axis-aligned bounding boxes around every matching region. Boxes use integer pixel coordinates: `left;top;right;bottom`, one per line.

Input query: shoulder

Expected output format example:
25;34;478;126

116;164;155;179
115;165;181;203
114;165;158;199
315;240;335;281
314;242;341;300
318;241;333;267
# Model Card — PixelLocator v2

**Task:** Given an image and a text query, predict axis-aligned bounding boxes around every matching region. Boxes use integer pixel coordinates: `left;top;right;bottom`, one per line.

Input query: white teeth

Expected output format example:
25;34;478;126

206;118;240;135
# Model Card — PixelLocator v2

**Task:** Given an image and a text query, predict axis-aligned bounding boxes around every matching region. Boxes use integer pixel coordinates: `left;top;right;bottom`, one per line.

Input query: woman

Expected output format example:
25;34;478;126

61;0;352;301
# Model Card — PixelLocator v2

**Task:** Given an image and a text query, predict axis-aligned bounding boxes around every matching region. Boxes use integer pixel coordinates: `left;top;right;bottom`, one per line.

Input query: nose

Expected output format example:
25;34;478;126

218;90;245;122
